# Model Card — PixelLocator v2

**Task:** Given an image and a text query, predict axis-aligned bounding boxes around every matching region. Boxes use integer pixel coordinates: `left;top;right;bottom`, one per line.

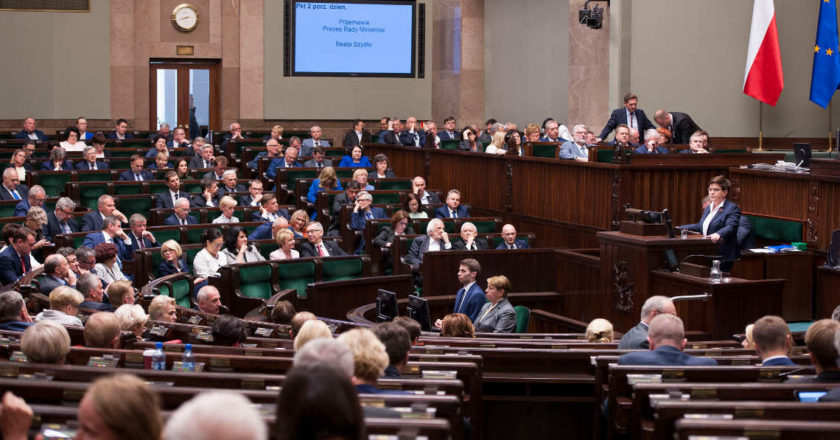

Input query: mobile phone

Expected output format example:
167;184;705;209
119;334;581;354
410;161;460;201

795;390;827;402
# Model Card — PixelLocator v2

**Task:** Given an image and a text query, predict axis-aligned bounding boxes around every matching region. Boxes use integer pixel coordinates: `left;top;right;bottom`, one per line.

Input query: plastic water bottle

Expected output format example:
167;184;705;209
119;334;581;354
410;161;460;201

152;342;167;371
181;344;195;372
709;260;722;283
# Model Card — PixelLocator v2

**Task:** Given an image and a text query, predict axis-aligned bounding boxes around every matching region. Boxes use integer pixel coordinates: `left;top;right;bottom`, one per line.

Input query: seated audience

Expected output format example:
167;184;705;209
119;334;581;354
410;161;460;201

164;198;199;226
406;218;452;273
453;221;488;250
42;146;74;171
372;153;396;178
78;272;112;311
300;222;346;257
221;122;245;153
459;127;480;151
337;328;392;394
303;145;333;168
74;246;96;276
619;314;717;366
352;168;374;191
289;209;310;239
412;176;440;205
0;227;36;286
21;320;70;364
240;179;265;207
247;138;282;170
307;166;343;204
275;364;365;440
371;322;412;377
59;126;87;151
83;311;121;348
145;135;169;159
76;145;108;170
270;300;296;325
148;295;177;323
485;130;507;155
164;391;267;440
404;192;428;219
211;315;247;346
0;291;32;331
266;144;303;180
392;316;422;345
93;242;128;285
752;315;794;366
222;226;265;264
190;144;216;169
497;223;530;249
193;228;229;284
218;169;247;196
742;323;756;349
635;128;669;154
253;194;289;222
212;196;239;224
8;149;32;182
800;319;840;382
434;189;470;219
373;210;414;250
157;240;190;278
558;124;590;161
125;214;159;259
617;295;676;350
440;313;476;338
400;117;426;147
107;118;134;140
523;123;541;143
45;198;79;241
682;130;710;154
81;195;128;232
349;191;387;246
78;374;162;440
301;125;331;155
39;254;77;294
505;129;523;156
293;319;333;351
15;117;47;141
586;318;615;343
115;304;147;340
105;279;135;310
120;154;154;181
196;285;223;315
474;275;516;333
0;167;28;201
191;176;220;208
338;145;372;168
248;217;289;241
270;229;299;260
819;330;840;401
35;286;84;327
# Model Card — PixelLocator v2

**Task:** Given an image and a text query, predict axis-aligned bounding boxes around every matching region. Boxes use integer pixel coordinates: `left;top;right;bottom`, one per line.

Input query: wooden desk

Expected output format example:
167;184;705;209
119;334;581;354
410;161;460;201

731;251;814;321
816;266;840;318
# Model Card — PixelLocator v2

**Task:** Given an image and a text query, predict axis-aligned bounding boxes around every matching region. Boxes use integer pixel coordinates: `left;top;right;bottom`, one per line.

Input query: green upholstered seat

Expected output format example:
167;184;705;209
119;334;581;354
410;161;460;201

109;149;136;157
746;215;803;243
186;228;204;244
113;182;144;195
514;306;530;333
78;186;107;209
597;149;615;163
322;258;363;282
0;205;14;218
281;169;318;189
441;139;459;150
372;192;400;204
35;173;70;197
258;242;279;259
531;144;558;158
117;197;152;218
77;172;112;182
376;180;412;191
237;264;274;299
324;148;345;157
276;261;316;298
109;158;133;169
153;229;180;244
471;220;498;233
181;182;202;193
170;278;193;308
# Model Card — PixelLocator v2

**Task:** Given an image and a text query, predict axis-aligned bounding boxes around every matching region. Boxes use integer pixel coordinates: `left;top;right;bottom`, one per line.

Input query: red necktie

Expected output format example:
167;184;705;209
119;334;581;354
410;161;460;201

21;255;26;274
317;244;326;256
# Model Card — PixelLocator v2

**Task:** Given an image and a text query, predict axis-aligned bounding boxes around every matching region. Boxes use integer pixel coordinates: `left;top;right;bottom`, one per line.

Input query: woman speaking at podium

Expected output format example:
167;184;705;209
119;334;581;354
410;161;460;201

678;175;741;272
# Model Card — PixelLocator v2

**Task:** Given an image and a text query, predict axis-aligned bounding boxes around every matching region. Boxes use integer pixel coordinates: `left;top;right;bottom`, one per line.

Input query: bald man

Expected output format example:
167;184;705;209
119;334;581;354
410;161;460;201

618;314;717;366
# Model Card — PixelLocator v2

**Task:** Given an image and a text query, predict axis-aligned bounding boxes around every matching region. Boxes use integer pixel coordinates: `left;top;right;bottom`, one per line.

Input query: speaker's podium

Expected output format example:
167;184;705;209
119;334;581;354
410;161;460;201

598;220;784;339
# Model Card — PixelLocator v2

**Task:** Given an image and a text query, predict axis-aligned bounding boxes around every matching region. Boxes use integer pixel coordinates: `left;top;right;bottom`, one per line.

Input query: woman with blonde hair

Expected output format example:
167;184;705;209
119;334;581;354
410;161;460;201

35;286;84;327
212;196;239;224
484;130;508;155
307;166;343;203
293;319;332;350
289;209;309;239
157;239;190;278
586;318;614;343
115;304;148;340
352;168;374;191
440;313;476;338
270;228;299;260
148;295;177;323
337;328;390;393
742;323;756;349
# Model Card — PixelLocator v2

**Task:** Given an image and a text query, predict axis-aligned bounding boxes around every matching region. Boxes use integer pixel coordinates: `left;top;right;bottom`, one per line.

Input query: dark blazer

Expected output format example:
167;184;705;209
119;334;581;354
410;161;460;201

372;226;416;248
75;160;108;170
453;282;486;322
680;200;742;266
14;129;47;141
80;211;105;232
164;214;198;226
458;139;480;151
239;194;261;208
0;184;28;201
189;156;214;170
350;207;388;231
82;232;128;261
434;205;470;219
157;258;190;278
41;160;74;171
302;158;334;168
598;108;656;141
13;199;31;217
381;131;402;145
762;356;795;366
473;298;516;333
667;112;701;145
0;246;31;285
106;132;134;140
266;158;303;179
44;211;79;241
618;345;719;366
418;191;441;205
124;233;159;260
299;240;347;258
38;275;69;295
247;222;273;240
439;130;460;141
155;191;187;210
399;130;426;147
118;169;154;181
738;215;755;250
371;170;397;179
147;162;174;171
633;145;669;154
343;130;371;149
617;322;649;349
252;209;290;223
79;301;113;312
218;184;248;197
405;235;448;269
495;239;530;250
190;193;219;208
453;238;489;251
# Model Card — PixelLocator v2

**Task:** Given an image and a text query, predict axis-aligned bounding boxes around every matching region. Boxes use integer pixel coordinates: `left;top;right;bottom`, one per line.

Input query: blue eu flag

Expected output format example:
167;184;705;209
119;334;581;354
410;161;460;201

811;0;840;108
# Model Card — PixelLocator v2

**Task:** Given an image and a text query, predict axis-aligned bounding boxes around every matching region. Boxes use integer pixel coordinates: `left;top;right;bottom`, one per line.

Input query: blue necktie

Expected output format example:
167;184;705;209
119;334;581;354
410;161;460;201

11;191;20;201
365;212;373;220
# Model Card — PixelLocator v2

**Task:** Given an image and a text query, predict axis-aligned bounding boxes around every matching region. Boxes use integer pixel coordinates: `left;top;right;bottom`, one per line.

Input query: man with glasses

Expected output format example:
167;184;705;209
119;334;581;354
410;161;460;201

299;222;347;257
240;179;264;207
118;155;154;181
0;168;28;201
75;247;96;276
218;169;247;196
0;227;36;285
252;194;288;222
328;181;361;236
14;185;46;217
81;195;127;232
558;124;591;162
164;198;199;226
247;138;282;171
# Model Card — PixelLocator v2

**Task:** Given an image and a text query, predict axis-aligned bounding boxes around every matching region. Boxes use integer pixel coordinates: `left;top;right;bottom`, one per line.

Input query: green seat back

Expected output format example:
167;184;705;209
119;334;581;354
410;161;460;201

149;183;167;194
154;229;180;244
186;228;203;244
597;149;614;163
713;149;747;154
481;141;490;152
0;205;14;218
259;242;279;259
414;219;455;233
322;258;362;282
275;261;315;298
171;278;193;308
532;144;557;158
77;172;112;182
238;265;274;299
336;169;356;179
37;173;71;197
376;180;412;191
79;186;107;209
233;209;245;222
372;193;400;204
157;284;170;299
151;252;164;276
182;182;202;193
324;149;345;157
471;220;497;233
242;223;259;236
109;149;136;158
118;198;152;218
746;215;803;243
113;183;143;195
119;140;151;148
73;235;85;248
282;169;317;189
514;306;530;333
441;139;459;150
109;158;133;169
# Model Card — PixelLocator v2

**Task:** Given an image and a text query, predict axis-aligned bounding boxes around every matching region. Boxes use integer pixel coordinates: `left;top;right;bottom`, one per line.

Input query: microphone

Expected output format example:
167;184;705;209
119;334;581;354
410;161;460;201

662;209;675;238
218;305;230;315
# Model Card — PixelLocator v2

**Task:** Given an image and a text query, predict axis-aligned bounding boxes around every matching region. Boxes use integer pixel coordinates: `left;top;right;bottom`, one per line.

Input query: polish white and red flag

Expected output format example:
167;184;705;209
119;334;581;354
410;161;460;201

743;0;784;106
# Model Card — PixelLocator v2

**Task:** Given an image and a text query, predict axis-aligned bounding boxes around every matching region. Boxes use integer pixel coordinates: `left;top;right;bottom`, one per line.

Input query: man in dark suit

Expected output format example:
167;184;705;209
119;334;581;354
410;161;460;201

299;222;347;257
618;314;718;366
75;146;108;170
343;119;370;150
452;222;488;251
14;117;48;141
0;291;33;331
654;109;701;145
44;197;80;241
124;214;159;261
349;191;388;231
105;118;134;140
791;319;840;384
220;122;244;154
246;138;282;170
303;146;333;169
38;254;77;294
266;145;303;180
0;168;28;201
13;185;46;217
495;224;530;250
539;120;566;143
381;119;403;145
405;219;452;272
164;198;199;225
77;273;113;312
239;179;265;207
412;177;441;205
190;144;217;169
438;116;460;141
82;216;130;263
434;258;486;325
617;296;676;350
251;194;289;222
0;227;36;285
752;315;795;366
399;117;426;147
328;182;361;236
166;126;192;151
218;169;247;196
434;190;470;219
597;93;656;143
81;195;128;232
248;217;288;241
156;171;187;210
118;155;154;181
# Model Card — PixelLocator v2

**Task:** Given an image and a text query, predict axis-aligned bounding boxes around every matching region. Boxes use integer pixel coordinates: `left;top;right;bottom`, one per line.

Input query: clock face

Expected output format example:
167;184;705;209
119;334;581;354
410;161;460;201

173;4;198;32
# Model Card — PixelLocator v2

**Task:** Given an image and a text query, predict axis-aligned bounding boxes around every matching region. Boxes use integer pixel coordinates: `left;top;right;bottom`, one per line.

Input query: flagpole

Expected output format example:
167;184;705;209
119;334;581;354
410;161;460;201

758;102;764;151
829;101;834;153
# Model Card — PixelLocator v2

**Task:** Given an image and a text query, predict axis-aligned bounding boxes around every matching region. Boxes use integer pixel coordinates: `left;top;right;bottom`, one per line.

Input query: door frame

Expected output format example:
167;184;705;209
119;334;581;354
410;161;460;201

149;59;221;133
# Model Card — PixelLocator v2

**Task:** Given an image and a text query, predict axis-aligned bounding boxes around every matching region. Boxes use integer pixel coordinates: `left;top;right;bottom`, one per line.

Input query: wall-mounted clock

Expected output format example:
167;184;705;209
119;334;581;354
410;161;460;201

172;3;199;32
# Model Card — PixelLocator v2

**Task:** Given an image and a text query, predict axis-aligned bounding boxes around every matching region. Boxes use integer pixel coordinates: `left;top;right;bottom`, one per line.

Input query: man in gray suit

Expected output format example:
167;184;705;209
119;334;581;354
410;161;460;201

300;125;331;157
405;218;452;272
617;295;676;350
303;146;333;169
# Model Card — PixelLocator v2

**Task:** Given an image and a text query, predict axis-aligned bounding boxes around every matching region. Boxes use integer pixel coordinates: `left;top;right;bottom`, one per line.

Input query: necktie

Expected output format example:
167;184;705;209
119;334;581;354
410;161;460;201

456;288;465;312
11;190;20;201
629;112;636;130
137;236;143;249
317;244;326;256
135;173;142;181
470;243;476;251
510;244;516;250
315;141;320;147
21;255;26;275
181;218;187;225
61;222;70;234
203;160;208;168
414;133;419;146
92;163;97;170
365;211;373;220
450;210;456;219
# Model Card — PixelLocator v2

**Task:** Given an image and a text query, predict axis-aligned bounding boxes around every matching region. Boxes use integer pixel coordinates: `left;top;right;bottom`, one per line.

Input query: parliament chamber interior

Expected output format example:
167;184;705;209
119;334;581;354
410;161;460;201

2;1;840;439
